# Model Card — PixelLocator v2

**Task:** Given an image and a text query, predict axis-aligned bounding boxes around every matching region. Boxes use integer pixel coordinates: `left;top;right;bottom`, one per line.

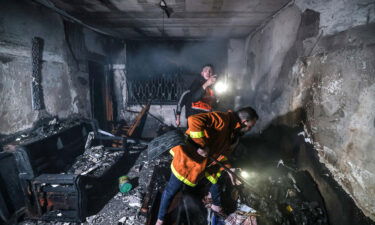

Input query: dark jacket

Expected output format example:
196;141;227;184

176;76;216;118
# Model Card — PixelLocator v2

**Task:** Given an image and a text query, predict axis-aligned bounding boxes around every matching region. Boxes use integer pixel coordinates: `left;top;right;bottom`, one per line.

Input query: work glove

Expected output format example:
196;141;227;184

228;168;243;186
175;115;181;127
197;146;209;157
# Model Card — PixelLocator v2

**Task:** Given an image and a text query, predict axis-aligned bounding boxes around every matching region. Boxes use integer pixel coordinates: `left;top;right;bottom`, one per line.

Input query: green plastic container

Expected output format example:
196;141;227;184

119;175;132;193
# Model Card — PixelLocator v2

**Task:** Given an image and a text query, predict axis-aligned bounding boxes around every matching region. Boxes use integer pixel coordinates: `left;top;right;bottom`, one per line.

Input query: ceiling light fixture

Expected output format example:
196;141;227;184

159;0;173;18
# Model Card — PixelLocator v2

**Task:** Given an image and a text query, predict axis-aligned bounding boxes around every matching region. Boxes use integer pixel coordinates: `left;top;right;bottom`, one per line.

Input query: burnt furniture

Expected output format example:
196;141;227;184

12;123;91;222
0;118;149;224
0;151;25;224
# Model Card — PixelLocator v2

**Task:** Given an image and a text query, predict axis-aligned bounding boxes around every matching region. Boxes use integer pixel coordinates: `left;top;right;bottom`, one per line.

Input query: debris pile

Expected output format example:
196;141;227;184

0;117;86;148
19;145;171;225
239;165;329;225
82;151;171;225
66;145;125;176
6;119;330;225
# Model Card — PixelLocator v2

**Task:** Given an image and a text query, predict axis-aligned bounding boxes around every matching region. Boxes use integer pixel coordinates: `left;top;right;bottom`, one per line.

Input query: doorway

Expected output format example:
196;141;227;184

88;61;113;131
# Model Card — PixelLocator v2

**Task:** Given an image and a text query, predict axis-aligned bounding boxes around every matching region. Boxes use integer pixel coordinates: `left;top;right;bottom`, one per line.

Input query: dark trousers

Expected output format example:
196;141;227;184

157;173;221;221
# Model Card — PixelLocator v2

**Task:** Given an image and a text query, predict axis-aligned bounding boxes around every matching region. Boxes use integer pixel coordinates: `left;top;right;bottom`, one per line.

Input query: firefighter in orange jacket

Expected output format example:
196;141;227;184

156;107;259;225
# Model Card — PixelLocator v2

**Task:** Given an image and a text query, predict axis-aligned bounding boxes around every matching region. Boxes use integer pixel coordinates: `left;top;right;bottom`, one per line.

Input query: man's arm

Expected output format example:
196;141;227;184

176;90;190;116
190;76;217;102
187;113;212;156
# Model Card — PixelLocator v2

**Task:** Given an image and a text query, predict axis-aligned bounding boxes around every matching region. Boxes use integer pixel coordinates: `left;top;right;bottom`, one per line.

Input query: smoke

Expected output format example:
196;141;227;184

126;40;228;80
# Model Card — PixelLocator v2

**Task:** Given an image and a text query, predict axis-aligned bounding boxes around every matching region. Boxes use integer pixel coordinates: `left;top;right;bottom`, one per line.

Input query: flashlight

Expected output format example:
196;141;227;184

214;73;230;94
240;170;250;179
214;81;228;94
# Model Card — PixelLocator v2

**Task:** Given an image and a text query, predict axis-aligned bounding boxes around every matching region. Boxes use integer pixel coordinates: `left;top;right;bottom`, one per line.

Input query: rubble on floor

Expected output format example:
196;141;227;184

18;155;328;225
237;161;329;225
4;120;329;225
81;151;170;225
19;146;171;225
0;117;85;147
66;145;125;176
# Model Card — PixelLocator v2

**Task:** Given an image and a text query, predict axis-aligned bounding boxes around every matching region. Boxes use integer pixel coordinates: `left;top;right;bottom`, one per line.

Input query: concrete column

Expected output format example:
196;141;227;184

227;38;246;109
113;64;127;121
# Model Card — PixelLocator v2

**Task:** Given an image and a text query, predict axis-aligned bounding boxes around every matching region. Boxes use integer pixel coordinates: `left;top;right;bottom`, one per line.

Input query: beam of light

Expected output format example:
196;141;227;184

214;81;228;94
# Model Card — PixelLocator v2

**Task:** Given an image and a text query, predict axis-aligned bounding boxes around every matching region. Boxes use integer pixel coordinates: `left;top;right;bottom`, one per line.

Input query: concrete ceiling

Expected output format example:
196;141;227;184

48;0;290;40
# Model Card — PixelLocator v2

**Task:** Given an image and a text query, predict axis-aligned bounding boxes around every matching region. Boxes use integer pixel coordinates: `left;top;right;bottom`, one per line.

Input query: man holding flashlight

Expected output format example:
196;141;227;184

175;64;218;127
156;107;259;225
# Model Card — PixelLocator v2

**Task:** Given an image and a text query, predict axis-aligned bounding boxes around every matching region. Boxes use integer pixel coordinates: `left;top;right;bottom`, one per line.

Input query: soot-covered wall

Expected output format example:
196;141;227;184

240;1;375;224
0;0;125;135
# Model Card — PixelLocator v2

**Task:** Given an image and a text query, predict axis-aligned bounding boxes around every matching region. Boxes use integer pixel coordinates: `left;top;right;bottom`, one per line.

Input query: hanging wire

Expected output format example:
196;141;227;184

162;9;165;37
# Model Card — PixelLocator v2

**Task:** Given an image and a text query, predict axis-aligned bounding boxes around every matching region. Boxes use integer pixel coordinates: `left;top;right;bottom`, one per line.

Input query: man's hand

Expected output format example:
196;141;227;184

197;147;209;157
175;115;181;127
202;75;217;89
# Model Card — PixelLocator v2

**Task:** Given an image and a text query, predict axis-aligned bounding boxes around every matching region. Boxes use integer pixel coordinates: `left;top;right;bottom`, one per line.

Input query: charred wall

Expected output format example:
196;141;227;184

241;1;375;224
0;0;125;135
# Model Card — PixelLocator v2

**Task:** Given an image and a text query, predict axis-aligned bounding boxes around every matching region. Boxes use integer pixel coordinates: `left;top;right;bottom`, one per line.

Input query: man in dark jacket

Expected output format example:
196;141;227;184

175;64;217;126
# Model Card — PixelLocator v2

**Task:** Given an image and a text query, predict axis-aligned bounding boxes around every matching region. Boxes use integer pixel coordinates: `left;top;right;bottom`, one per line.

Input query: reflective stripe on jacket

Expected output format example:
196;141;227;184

205;155;231;184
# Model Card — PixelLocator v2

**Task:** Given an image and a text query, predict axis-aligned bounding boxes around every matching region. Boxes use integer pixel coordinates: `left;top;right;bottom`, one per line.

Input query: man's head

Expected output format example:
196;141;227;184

201;64;214;80
236;107;259;134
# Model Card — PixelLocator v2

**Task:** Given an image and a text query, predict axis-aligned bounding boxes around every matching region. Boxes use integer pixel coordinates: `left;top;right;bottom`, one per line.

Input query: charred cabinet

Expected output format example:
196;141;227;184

0;123;91;223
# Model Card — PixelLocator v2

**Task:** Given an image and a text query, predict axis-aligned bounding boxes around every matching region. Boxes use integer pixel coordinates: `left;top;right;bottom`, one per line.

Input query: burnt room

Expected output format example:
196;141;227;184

0;0;374;225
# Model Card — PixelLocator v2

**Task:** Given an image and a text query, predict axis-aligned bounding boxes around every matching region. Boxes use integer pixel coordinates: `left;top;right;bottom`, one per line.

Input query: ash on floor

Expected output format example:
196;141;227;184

236;161;329;225
0;117;86;148
66;145;125;176
19;148;172;225
82;150;171;225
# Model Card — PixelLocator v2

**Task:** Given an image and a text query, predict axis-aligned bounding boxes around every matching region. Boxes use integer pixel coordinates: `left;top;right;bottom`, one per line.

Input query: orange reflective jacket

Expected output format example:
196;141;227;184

170;111;241;186
191;87;215;112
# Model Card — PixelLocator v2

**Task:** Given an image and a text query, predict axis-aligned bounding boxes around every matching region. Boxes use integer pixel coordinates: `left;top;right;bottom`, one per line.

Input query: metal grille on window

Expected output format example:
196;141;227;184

127;74;186;105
